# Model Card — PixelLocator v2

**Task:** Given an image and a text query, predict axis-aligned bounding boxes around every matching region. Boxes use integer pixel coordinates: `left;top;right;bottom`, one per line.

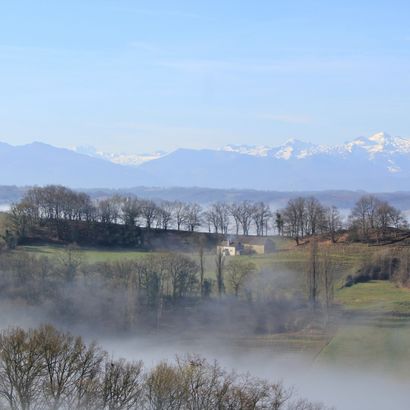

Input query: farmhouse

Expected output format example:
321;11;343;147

217;237;275;256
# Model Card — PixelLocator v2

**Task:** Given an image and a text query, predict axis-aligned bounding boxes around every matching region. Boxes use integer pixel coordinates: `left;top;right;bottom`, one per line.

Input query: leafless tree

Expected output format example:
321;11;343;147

215;249;225;297
282;197;306;245
166;254;199;300
252;202;272;236
229;203;241;235
156;201;174;230
120;197;141;227
324;206;342;243
101;358;144;410
172;201;188;231
307;238;319;309
184;204;203;232
0;327;45;410
319;247;335;319
226;259;256;297
139;200;158;230
235;201;254;236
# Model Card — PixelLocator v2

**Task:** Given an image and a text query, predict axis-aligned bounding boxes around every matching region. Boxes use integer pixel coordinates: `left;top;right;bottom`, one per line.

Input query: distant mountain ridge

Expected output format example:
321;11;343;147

0;141;156;188
137;132;410;191
2;132;410;190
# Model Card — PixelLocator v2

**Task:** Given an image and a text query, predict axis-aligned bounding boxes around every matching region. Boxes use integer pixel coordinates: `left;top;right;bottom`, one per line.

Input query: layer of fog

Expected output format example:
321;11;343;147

1;301;407;410
98;334;409;410
0;252;407;410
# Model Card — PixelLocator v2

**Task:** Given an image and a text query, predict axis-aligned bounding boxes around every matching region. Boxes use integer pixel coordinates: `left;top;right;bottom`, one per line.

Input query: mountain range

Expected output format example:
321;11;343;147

1;132;410;191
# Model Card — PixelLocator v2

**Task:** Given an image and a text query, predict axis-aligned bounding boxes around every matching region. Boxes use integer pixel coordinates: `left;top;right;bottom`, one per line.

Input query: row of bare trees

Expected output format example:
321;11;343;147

10;187;408;246
10;187;204;235
10;187;277;237
0;325;330;410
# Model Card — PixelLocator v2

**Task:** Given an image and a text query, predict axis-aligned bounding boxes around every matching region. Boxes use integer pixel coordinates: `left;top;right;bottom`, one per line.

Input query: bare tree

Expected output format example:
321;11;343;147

229;203;241;235
184;204;203;232
324;206;342;243
226;259;256;297
307;238;319;310
319;247;335;319
156;201;174;230
282;197;306;245
275;212;284;236
0;327;45;410
166;254;199;301
57;244;83;283
198;238;206;297
215;249;225;297
140;200;158;230
252;202;272;236
120;197;141;227
237;201;254;236
172;201;188;231
101;358;144;410
305;197;325;236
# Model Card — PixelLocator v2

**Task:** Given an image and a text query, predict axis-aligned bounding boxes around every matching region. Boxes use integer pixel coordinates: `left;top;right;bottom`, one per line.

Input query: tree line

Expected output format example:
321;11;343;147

8;186;276;242
0;325;330;410
7;186;408;247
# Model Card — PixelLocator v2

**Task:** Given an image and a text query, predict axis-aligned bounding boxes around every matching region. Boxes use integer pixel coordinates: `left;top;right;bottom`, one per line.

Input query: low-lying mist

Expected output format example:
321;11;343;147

0;250;408;409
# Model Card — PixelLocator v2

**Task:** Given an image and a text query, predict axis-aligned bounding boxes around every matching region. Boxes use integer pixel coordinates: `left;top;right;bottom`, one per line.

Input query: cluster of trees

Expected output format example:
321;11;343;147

278;197;343;244
278;194;407;244
0;325;329;410
348;194;407;240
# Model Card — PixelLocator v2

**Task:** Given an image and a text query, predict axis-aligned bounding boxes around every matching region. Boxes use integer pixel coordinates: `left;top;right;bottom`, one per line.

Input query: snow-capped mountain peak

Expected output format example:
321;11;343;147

71;145;167;166
345;132;410;157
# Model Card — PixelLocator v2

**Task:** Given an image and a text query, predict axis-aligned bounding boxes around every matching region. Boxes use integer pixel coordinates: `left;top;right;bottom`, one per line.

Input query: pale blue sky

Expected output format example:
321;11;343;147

1;0;409;153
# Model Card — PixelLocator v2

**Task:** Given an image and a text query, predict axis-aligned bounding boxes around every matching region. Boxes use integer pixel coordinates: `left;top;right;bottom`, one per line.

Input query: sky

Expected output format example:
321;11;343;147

0;0;409;153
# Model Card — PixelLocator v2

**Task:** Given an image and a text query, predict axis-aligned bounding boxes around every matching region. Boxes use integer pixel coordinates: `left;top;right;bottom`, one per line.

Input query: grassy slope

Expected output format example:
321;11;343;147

318;281;410;375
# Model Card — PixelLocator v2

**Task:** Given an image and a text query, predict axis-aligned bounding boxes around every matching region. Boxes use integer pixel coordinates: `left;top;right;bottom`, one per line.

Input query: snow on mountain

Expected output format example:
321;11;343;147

2;132;410;190
71;133;410;181
223;132;410;160
71;145;167;166
222;139;317;160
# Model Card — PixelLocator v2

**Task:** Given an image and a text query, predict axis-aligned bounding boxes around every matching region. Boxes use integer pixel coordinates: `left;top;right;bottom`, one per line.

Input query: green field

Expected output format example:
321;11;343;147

16;244;156;263
319;282;410;375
